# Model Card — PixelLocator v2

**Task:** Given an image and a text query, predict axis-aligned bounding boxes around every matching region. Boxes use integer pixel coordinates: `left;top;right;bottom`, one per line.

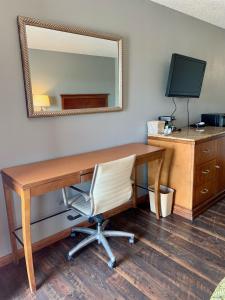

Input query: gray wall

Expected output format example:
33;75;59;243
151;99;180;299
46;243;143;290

1;0;225;257
29;49;116;109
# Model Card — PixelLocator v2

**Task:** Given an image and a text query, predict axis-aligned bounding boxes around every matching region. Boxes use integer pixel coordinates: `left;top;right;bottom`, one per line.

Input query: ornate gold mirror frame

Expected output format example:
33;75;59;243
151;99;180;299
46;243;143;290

18;16;123;118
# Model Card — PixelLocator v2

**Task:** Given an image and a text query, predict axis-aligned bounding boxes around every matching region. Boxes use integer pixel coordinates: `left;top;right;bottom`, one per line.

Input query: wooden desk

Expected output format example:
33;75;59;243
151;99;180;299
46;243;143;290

1;143;164;293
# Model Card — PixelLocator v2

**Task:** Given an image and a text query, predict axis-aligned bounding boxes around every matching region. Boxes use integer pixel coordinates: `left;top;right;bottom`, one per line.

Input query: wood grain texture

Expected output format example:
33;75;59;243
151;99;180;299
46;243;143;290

0;201;134;269
149;126;225;143
153;157;164;219
2;143;164;189
21;189;36;293
148;138;195;210
195;159;216;186
148;131;225;219
61;94;108;109
216;136;225;193
1;143;164;293
195;139;217;165
0;200;225;299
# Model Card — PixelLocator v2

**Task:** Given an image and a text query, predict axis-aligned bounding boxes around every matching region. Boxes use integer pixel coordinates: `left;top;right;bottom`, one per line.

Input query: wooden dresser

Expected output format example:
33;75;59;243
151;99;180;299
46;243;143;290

148;126;225;220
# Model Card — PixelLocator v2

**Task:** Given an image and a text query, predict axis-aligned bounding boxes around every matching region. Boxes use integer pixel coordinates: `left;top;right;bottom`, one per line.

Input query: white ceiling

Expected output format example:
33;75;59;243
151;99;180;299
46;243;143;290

149;0;225;29
26;25;118;58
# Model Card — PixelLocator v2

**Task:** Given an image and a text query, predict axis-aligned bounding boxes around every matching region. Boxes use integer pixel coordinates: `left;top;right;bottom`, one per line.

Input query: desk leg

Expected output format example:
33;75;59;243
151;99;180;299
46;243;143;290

132;167;137;208
3;182;18;264
21;189;36;293
154;157;163;220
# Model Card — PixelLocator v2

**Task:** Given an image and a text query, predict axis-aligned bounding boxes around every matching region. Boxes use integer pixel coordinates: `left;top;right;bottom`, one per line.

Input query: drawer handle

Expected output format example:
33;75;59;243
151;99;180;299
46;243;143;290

200;188;209;194
202;149;210;153
202;169;210;174
215;165;221;169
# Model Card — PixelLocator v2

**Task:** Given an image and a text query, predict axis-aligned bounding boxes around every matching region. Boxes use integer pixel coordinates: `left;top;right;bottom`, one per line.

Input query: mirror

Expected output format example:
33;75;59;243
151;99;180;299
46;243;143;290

18;16;123;117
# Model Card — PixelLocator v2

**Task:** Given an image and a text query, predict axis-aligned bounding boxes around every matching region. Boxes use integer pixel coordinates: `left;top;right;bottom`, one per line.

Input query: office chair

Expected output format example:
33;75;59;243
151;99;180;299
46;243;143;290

62;154;136;268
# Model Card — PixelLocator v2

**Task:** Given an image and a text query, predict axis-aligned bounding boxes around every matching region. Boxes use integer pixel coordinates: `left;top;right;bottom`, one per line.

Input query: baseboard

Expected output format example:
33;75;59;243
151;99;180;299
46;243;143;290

173;190;225;220
0;227;76;268
173;204;193;220
192;189;225;218
0;200;136;268
136;194;149;205
0;252;14;268
139;194;194;220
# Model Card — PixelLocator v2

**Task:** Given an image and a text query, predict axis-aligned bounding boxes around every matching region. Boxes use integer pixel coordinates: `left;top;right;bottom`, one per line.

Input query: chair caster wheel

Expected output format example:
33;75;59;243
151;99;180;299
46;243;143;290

108;260;116;269
66;254;73;261
129;236;135;244
70;232;76;238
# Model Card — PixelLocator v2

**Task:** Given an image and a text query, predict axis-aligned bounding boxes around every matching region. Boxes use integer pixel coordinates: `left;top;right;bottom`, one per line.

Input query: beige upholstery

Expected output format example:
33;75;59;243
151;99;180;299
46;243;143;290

69;196;92;215
90;155;136;215
65;154;136;217
62;154;136;267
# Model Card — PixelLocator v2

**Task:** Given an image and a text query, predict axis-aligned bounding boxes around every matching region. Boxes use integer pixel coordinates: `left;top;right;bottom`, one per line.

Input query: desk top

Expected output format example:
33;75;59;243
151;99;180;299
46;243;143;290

2;143;163;189
148;126;225;143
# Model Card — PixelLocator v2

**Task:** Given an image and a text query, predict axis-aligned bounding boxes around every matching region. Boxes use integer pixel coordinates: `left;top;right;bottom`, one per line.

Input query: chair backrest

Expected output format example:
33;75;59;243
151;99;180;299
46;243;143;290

89;154;136;215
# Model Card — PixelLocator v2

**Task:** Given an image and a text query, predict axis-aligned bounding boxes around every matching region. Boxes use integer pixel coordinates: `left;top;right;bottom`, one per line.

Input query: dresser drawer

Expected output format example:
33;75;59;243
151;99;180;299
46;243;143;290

195;140;216;165
196;159;216;186
194;181;216;206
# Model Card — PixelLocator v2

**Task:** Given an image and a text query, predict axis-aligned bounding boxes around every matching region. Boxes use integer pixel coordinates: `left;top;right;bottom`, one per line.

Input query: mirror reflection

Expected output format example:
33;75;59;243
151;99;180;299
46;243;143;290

25;25;121;113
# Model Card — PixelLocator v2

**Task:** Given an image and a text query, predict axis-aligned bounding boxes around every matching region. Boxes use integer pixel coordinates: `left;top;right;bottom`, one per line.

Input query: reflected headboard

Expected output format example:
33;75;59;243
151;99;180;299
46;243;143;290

61;94;109;110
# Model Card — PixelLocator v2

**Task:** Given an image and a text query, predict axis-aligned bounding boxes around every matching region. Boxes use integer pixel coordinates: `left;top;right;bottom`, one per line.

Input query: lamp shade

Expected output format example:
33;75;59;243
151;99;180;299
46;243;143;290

33;95;50;107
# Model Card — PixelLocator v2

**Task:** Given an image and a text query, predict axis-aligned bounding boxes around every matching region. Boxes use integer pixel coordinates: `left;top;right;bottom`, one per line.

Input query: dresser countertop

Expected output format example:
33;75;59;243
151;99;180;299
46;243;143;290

148;126;225;143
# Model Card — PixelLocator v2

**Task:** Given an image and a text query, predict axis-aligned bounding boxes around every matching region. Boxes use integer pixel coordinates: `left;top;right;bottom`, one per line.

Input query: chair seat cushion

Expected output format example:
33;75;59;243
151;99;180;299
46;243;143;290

69;197;92;215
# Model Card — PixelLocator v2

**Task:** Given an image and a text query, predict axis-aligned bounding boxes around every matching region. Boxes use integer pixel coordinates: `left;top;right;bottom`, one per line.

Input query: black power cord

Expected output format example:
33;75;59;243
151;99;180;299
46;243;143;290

187;98;190;128
171;97;176;117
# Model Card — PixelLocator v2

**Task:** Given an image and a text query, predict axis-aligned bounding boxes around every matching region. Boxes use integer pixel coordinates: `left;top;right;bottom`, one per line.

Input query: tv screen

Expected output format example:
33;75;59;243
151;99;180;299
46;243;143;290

165;53;206;98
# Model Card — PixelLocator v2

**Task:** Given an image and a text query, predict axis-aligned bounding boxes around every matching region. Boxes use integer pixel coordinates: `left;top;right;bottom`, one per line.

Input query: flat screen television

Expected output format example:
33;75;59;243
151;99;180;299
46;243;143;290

165;53;206;98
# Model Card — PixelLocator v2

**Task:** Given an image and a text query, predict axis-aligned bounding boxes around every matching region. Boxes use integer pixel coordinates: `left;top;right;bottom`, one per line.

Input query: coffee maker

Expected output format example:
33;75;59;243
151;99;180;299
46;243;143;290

158;115;176;131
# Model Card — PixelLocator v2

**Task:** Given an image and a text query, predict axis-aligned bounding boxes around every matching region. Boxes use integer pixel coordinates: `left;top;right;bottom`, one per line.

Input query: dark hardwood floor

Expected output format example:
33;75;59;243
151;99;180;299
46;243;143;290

1;199;225;300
